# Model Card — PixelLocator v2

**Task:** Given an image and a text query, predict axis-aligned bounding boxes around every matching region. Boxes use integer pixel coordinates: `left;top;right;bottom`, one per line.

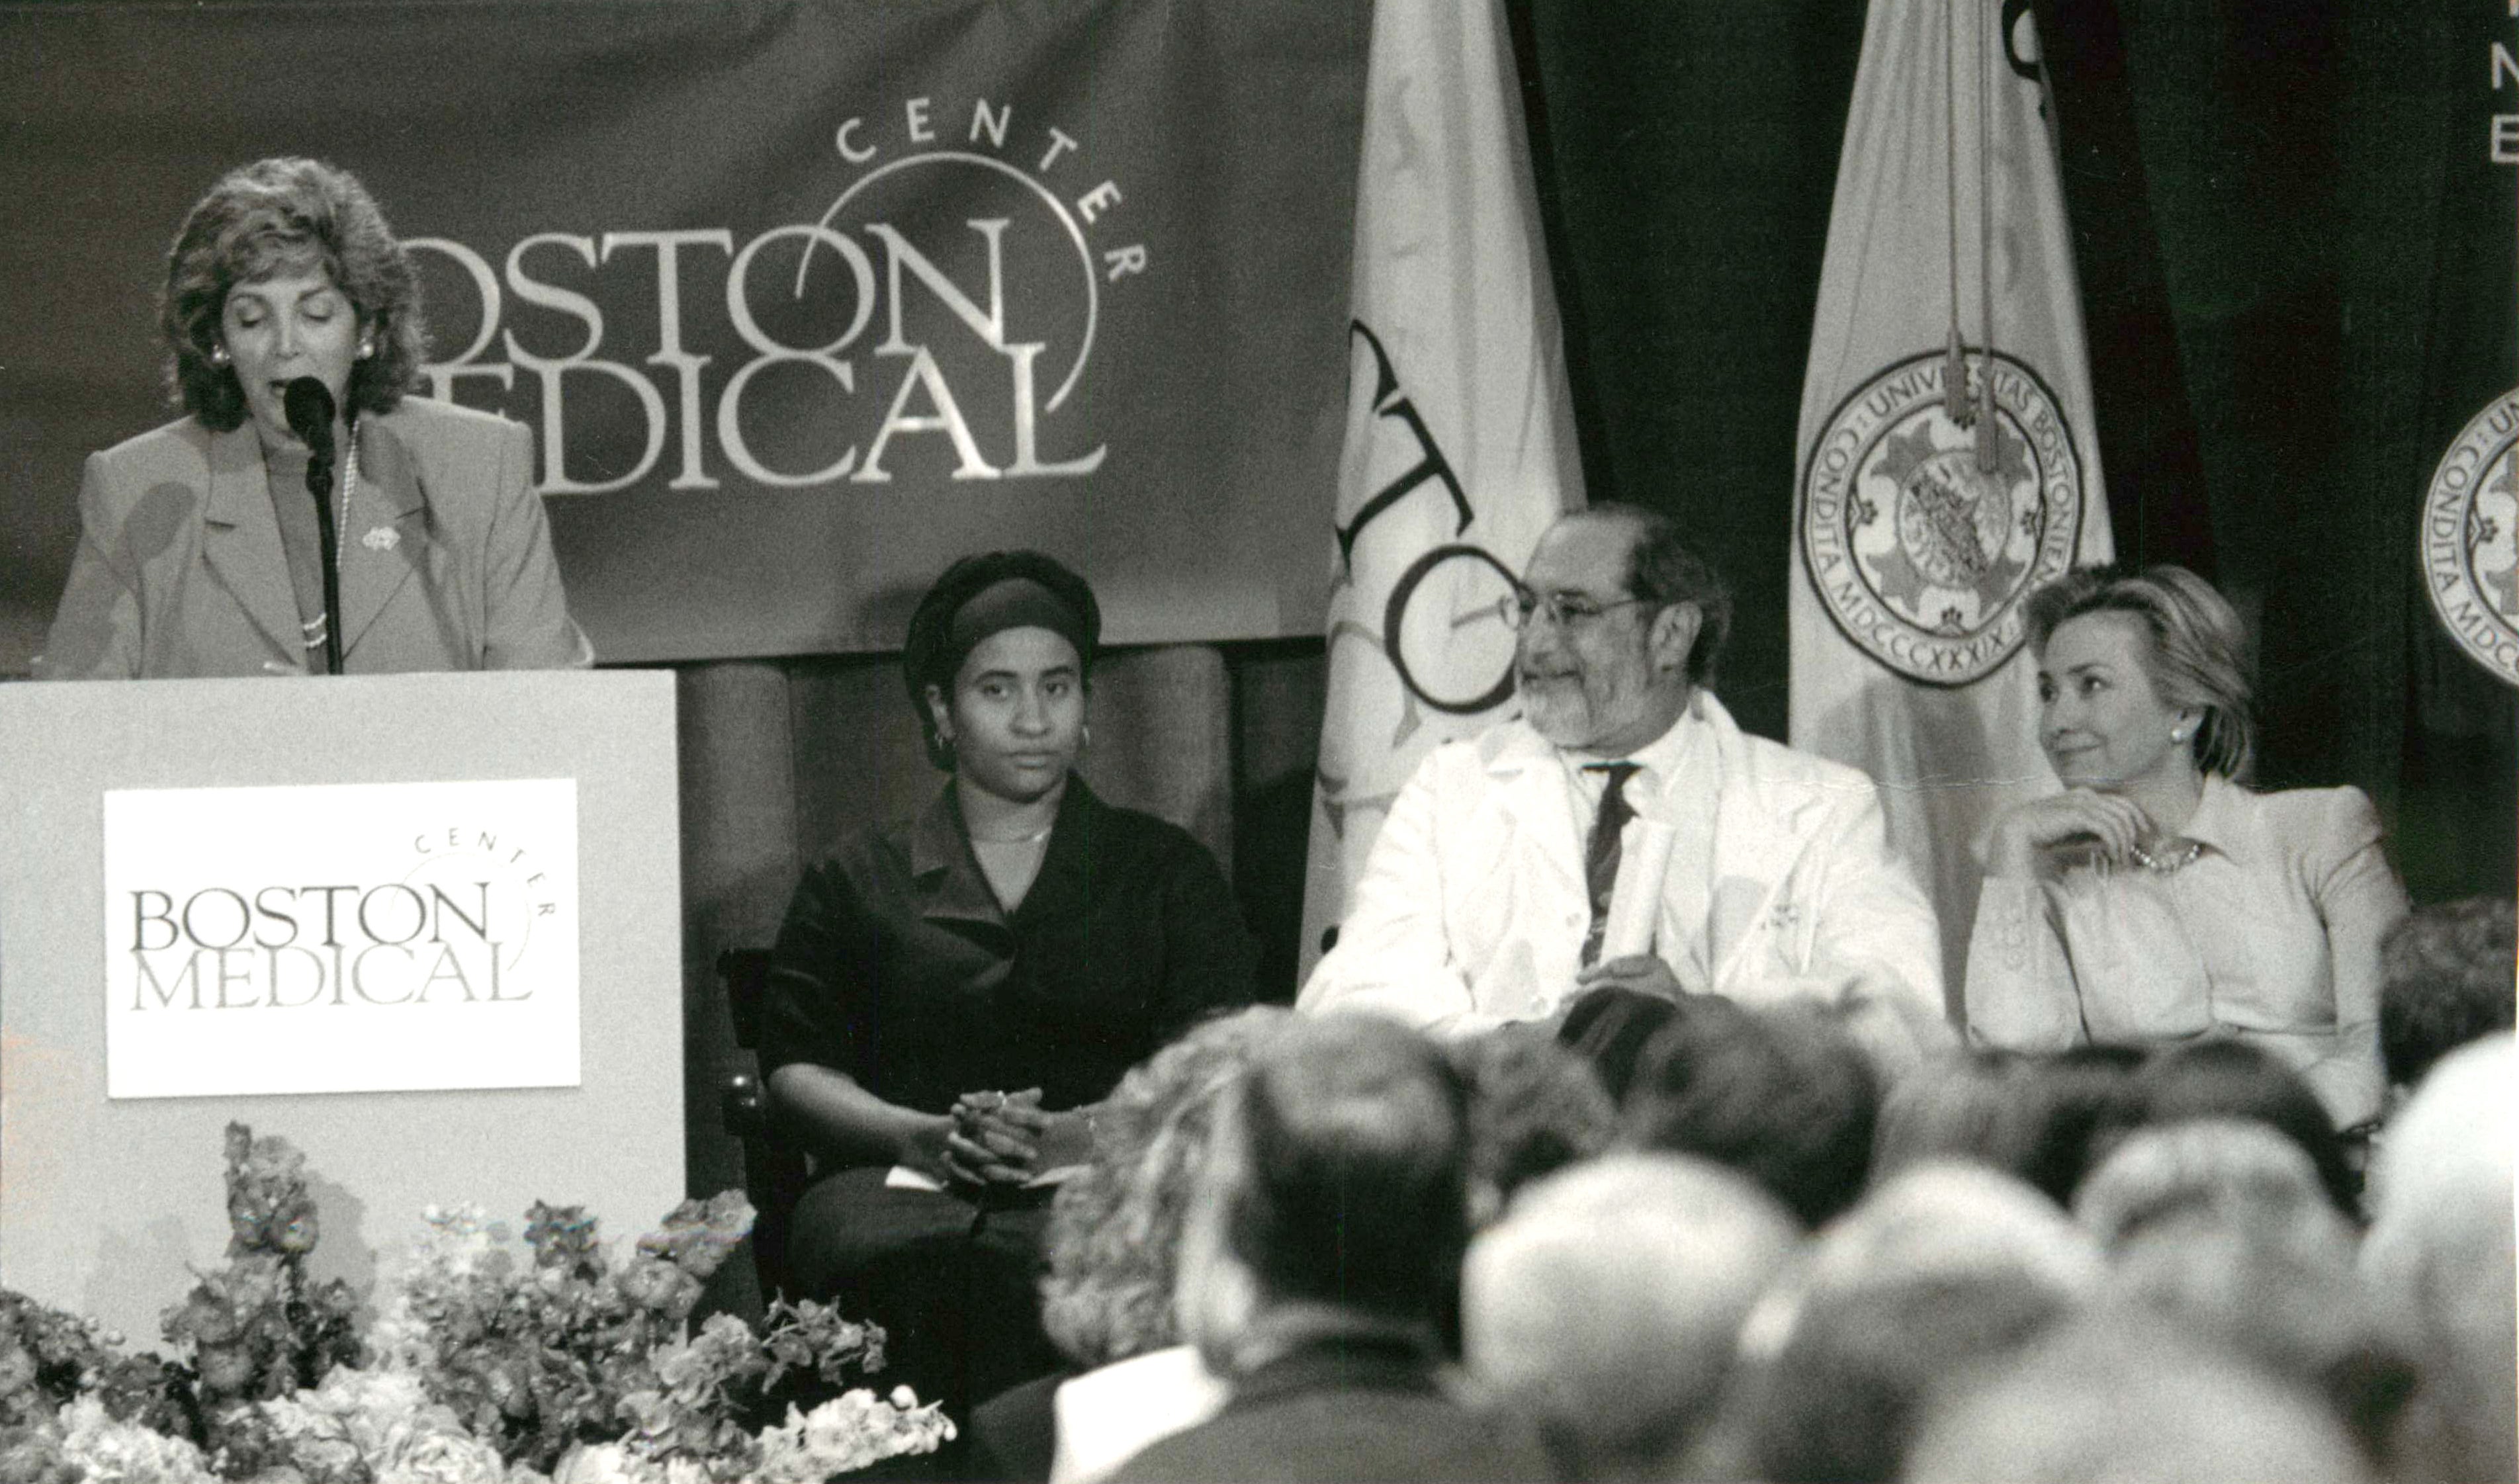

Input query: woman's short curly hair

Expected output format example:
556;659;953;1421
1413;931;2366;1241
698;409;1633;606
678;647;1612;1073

161;157;427;430
2025;564;2256;781
1037;1007;1292;1370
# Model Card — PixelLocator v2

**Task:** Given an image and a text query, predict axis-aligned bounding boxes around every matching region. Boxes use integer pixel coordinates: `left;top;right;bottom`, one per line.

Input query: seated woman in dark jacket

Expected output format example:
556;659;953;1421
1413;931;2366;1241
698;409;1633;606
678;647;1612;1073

760;548;1257;1420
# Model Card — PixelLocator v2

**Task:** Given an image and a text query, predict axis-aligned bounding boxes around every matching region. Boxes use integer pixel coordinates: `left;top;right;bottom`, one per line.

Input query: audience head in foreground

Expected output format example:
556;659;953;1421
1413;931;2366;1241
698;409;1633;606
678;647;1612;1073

2360;1034;2518;1484
1619;998;1880;1229
1119;1016;1549;1483
1450;1026;1617;1223
2077;1119;2410;1463
1038;1006;1294;1370
2112;1039;2360;1217
966;1006;1290;1484
2073;1116;2356;1264
1461;1152;1798;1481
1175;1015;1472;1368
2379;896;2516;1093
1712;1162;2101;1484
1905;1310;2374;1484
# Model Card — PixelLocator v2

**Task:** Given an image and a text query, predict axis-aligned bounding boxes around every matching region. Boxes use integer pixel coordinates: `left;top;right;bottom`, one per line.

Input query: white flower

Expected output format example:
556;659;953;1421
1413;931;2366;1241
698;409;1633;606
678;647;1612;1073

56;1396;219;1483
378;1428;509;1484
551;1443;642;1483
547;1444;707;1484
752;1389;954;1482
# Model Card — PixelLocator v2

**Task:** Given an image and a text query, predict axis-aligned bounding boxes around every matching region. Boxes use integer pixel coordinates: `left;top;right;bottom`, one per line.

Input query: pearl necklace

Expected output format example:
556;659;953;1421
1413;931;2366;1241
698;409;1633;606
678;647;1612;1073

2127;837;2203;874
297;431;359;656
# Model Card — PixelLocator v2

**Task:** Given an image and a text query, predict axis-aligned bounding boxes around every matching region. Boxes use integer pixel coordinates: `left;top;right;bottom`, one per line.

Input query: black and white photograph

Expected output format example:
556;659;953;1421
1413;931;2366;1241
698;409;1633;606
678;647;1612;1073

0;2;2510;1480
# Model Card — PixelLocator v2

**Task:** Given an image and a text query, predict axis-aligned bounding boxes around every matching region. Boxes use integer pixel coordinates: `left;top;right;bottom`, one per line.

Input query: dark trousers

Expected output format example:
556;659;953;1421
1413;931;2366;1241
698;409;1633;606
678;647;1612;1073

787;1166;1063;1421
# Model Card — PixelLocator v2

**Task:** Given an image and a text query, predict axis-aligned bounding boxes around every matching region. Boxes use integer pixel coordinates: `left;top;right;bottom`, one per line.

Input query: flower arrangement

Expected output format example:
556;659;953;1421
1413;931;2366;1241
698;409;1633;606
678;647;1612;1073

0;1125;951;1483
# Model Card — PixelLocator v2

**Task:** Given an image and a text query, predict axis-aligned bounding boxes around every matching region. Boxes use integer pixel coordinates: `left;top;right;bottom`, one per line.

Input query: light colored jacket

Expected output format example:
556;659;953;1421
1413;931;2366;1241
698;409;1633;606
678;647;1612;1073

37;398;590;678
1300;693;1949;1063
1965;777;2405;1128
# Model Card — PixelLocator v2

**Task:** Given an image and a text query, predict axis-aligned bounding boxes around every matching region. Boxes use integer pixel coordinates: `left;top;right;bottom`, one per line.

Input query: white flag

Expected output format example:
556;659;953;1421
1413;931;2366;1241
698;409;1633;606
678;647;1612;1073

1298;0;1583;982
1789;0;2113;1008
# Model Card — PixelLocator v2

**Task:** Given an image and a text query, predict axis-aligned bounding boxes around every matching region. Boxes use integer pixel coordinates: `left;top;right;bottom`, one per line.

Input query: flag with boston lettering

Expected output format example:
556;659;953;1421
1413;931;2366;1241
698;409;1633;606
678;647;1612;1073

1298;0;1583;982
1789;0;2111;1009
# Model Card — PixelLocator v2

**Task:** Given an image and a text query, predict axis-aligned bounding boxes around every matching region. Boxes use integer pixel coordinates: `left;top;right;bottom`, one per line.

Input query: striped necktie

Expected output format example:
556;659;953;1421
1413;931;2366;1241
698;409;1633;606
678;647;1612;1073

1580;762;1641;967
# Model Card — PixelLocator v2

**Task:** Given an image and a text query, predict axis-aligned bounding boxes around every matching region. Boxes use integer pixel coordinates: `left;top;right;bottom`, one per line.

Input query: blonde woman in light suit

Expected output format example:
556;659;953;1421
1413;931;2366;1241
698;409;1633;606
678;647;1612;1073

1965;564;2409;1131
38;157;588;679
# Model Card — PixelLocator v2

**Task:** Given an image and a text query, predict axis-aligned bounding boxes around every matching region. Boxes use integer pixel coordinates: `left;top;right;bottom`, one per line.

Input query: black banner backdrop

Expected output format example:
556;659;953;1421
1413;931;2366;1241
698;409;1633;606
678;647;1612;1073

0;0;1367;666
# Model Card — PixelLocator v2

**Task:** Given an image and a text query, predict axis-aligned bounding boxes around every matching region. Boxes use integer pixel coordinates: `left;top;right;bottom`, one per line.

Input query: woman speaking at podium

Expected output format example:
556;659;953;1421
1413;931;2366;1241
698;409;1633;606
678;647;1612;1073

759;550;1257;1416
36;157;588;678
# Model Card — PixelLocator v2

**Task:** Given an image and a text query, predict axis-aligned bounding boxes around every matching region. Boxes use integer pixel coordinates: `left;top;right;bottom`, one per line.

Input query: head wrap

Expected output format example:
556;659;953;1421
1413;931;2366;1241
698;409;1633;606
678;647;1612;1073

938;577;1093;685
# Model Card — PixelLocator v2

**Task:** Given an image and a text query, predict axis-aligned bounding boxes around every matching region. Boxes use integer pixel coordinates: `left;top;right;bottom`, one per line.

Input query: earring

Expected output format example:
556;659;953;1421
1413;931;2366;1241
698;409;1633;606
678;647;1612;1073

2170;725;2189;744
1081;724;1092;748
358;341;375;359
210;345;230;366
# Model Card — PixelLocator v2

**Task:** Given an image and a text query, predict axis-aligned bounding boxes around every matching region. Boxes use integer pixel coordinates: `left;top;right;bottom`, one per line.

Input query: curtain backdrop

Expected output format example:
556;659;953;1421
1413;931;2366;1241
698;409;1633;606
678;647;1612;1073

1519;0;2514;910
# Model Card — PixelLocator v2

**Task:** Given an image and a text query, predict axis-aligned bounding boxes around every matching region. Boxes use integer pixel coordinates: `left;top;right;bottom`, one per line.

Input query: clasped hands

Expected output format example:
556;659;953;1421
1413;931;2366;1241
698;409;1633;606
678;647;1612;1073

908;1088;1092;1188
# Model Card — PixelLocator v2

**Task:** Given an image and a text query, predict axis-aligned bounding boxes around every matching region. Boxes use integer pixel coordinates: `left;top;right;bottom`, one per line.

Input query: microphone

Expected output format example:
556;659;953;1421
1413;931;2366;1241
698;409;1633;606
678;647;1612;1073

282;376;344;675
283;376;335;456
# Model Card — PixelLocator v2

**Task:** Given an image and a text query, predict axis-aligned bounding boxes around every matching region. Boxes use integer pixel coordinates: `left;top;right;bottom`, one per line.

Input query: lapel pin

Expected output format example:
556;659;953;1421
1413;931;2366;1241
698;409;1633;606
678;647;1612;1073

361;527;400;552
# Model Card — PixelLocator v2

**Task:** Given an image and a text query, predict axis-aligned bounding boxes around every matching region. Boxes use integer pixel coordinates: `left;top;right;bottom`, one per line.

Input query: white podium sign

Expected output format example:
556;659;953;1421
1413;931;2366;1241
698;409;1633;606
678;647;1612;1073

0;672;682;1350
103;779;581;1099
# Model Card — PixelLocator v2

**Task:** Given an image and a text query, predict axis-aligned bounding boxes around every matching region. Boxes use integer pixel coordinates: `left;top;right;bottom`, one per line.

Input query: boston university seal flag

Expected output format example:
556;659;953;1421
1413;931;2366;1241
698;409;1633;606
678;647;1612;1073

2420;389;2519;689
1789;0;2112;1001
1298;0;1584;981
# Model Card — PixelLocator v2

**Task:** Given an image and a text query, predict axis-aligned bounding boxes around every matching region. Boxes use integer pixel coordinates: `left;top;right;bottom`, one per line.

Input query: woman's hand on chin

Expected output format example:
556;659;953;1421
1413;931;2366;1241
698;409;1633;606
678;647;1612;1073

1988;789;2152;879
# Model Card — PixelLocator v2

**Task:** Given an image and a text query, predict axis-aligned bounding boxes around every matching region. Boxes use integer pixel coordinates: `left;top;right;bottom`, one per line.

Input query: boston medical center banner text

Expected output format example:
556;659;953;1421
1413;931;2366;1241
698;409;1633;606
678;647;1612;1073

0;1;1366;664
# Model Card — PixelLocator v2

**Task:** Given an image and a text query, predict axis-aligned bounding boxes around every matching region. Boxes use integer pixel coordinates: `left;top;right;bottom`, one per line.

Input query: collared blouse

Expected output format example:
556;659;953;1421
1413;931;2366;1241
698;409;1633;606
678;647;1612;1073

1964;776;2409;1128
761;775;1258;1118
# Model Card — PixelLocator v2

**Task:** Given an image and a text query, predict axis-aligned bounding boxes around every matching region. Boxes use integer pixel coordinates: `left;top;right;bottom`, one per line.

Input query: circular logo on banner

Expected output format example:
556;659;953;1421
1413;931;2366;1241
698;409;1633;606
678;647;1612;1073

1802;350;2086;685
2419;389;2519;687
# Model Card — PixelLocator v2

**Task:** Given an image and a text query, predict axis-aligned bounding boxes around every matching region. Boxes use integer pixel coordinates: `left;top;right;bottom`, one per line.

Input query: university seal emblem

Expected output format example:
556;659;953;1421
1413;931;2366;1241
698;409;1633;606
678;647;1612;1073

1802;350;2085;685
2419;389;2519;687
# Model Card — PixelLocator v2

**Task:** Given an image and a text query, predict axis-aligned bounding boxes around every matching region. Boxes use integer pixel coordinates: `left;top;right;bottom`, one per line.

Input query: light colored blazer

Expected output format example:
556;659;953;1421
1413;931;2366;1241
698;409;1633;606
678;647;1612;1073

1300;692;1949;1063
1965;777;2407;1129
37;398;590;678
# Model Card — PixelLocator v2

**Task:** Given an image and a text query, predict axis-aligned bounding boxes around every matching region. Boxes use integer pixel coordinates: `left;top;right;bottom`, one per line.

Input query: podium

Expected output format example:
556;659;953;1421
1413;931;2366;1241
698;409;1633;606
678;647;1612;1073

0;672;682;1347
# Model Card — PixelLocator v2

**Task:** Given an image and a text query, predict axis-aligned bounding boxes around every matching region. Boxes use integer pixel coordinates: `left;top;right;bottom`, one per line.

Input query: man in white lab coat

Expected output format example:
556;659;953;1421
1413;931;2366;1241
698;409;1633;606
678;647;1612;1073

1300;504;1948;1067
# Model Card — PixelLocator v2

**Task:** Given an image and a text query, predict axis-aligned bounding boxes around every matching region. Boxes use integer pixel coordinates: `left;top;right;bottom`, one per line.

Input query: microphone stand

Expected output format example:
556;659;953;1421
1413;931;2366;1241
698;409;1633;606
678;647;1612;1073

304;442;344;676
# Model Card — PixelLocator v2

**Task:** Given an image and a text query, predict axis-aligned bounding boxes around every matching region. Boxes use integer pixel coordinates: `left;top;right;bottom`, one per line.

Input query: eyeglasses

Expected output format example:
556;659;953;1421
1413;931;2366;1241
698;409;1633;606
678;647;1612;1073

1496;588;1655;631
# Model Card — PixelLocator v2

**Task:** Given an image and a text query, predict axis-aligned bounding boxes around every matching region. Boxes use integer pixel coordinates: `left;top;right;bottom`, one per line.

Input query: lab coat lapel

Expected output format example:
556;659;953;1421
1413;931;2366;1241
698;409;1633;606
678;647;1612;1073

1702;693;1823;991
1483;725;1586;906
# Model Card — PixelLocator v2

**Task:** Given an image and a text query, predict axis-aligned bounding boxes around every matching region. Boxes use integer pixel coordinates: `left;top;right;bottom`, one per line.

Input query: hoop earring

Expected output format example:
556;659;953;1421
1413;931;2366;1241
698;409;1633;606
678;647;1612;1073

1081;724;1092;749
